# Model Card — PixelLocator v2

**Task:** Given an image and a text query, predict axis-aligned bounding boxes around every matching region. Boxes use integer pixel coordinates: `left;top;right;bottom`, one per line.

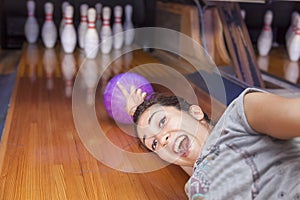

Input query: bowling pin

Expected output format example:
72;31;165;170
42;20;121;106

287;15;300;62
286;11;299;47
84;8;99;59
61;5;77;53
42;2;57;48
61;53;76;97
241;9;246;20
78;4;89;49
43;48;57;89
95;3;102;38
113;5;124;49
123;4;135;46
24;0;39;44
101;7;113;54
257;10;273;56
59;1;69;39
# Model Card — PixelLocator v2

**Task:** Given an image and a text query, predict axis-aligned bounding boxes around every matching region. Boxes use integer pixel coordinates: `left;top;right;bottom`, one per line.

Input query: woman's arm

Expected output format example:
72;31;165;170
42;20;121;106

244;92;300;139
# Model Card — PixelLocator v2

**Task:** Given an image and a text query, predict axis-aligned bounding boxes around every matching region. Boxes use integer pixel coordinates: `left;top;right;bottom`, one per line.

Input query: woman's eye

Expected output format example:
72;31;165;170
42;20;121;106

152;139;158;151
159;116;166;128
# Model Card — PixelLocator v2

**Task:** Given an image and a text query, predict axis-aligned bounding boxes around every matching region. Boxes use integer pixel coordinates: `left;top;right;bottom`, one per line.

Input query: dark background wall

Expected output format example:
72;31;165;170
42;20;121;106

0;0;156;49
1;0;299;49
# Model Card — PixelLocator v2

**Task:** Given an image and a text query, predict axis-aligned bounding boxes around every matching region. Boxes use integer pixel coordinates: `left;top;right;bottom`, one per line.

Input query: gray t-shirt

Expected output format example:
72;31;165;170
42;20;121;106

185;88;300;200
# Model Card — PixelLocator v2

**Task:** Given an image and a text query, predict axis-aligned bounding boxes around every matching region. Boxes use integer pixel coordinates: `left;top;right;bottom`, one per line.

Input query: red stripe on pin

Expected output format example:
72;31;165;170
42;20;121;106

103;19;110;26
115;17;122;23
46;14;52;21
264;26;271;31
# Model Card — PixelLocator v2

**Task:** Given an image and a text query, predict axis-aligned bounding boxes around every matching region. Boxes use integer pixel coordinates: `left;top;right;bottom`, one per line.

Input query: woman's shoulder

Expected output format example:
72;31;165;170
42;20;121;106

214;88;264;135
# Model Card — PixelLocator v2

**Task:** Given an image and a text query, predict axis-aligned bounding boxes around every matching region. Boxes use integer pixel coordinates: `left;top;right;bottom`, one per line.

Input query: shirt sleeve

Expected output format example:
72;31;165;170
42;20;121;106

234;87;267;136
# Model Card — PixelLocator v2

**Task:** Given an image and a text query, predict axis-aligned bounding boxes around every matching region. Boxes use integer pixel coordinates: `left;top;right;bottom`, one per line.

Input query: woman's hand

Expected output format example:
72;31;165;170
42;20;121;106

117;82;147;116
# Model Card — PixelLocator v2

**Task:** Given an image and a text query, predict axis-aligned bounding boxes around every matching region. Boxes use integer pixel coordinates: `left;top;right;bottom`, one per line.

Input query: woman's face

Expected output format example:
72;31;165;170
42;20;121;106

136;104;210;167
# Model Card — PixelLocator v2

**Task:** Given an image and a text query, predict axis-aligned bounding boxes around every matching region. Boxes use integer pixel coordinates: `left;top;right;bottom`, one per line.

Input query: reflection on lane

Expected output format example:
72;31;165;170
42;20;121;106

81;59;99;106
284;61;300;84
26;44;39;82
61;53;76;97
43;48;57;90
22;44;136;101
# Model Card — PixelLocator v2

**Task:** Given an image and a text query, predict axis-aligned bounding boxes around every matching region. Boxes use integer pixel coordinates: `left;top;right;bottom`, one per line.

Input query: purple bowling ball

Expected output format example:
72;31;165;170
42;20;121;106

103;72;153;124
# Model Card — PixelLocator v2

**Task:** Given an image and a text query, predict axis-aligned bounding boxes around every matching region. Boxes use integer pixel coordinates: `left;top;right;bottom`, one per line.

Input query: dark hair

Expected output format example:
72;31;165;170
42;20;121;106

133;93;212;140
133;93;191;123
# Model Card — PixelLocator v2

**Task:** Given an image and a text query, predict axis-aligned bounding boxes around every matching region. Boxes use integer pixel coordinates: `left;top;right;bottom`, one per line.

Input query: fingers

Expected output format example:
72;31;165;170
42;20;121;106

135;89;147;100
117;82;129;97
117;81;149;116
130;85;136;94
136;88;142;96
129;106;137;116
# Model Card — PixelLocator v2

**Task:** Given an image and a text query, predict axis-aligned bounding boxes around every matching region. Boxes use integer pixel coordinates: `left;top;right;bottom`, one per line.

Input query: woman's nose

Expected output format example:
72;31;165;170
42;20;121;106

158;132;170;147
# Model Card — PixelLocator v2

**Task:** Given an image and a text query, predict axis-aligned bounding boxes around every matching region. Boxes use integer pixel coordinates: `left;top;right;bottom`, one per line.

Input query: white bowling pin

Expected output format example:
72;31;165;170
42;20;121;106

84;8;99;59
257;10;273;56
95;3;102;38
42;2;57;48
284;61;299;83
78;4;89;49
43;48;57;89
113;5;124;49
123;4;135;46
61;5;77;53
24;0;39;44
286;11;299;47
241;9;246;20
59;1;69;39
61;53;76;97
101;7;113;54
287;15;300;62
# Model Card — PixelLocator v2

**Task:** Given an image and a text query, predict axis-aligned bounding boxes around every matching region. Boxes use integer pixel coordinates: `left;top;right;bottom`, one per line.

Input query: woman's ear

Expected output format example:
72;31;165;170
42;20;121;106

189;105;204;121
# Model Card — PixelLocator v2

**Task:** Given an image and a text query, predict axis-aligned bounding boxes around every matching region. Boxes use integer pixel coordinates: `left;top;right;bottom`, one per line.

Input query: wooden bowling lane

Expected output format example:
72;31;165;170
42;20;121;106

0;43;192;199
257;47;300;85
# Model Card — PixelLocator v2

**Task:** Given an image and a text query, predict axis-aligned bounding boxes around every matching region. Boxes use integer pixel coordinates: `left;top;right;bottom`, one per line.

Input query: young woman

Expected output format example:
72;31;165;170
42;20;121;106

118;83;300;199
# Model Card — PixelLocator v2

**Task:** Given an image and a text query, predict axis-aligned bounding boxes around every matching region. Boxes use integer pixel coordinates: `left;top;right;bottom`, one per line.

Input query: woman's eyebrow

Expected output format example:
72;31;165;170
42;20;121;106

148;110;160;124
143;110;161;144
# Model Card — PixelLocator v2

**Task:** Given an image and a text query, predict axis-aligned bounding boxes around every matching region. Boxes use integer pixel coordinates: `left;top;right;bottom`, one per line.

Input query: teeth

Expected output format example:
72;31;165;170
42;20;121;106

174;135;188;154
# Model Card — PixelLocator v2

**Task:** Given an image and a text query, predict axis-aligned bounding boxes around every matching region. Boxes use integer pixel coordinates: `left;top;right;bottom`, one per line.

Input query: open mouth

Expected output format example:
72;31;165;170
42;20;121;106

173;135;190;156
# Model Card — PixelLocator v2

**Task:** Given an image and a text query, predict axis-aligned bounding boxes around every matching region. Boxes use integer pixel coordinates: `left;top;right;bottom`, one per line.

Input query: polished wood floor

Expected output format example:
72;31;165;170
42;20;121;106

0;43;194;199
0;49;22;74
257;46;300;85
